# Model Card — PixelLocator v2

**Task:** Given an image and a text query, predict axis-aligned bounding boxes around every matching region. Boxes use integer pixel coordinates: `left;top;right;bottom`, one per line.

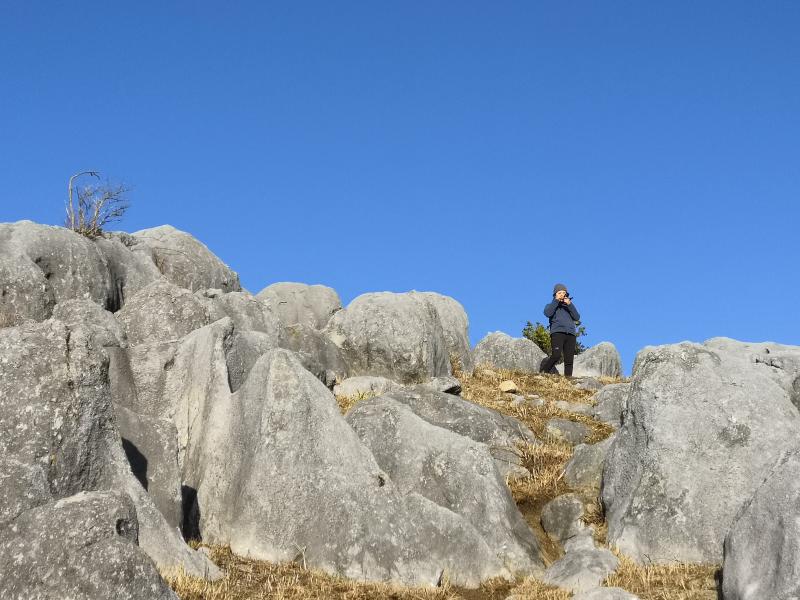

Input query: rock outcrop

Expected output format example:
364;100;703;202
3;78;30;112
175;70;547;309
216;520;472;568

473;332;547;373
325;291;451;383
722;449;800;600
558;342;623;378
416;291;474;373
603;340;800;563
347;396;543;575
0;317;217;596
132;225;240;292
256;282;341;329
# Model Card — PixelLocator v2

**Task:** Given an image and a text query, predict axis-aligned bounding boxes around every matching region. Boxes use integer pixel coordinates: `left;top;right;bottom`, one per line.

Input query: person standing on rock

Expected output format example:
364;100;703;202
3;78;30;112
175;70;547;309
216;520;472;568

539;283;581;377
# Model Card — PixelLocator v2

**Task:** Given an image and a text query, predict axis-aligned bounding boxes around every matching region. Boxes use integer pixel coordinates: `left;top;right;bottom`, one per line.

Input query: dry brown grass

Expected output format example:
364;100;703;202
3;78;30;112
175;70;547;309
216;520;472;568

604;552;719;600
460;367;616;445
166;368;719;600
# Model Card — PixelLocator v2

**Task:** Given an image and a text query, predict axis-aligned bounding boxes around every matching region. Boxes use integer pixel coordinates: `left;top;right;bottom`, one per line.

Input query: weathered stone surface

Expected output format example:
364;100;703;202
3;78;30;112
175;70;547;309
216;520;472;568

115;405;182;529
116;279;222;345
541;494;587;542
554;400;593;416
559;342;623;378
414;375;462;395
347;396;543;575
0;318;217;592
52;299;127;347
723;449;800;600
325;291;451;384
225;329;281;393
177;344;515;587
0;221;114;326
334;375;400;399
256;281;341;330
417;291;474;374
0;489;177;600
373;388;537;478
280;322;349;386
603;340;800;563
201;289;283;338
572;588;641;600
565;436;615;489
543;541;619;592
133;225;241;292
546;418;590;445
473;332;547;373
93;232;163;309
591;383;630;428
573;376;604;391
0;252;53;327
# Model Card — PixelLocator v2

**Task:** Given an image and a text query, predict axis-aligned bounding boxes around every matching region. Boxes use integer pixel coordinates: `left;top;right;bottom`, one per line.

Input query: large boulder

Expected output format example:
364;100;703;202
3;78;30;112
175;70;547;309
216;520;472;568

256;282;341;330
116;279;223;346
722;449;800;600
175;340;518;587
93;232;163;310
347;396;543;574
325;291;451;384
0;221;114;326
602;340;800;563
0;486;177;600
279;322;350;386
565;436;615;489
473;332;546;373
591;383;630;428
370;388;537;478
0;318;217;594
416;291;474;373
133;225;241;292
559;342;623;378
201;289;282;338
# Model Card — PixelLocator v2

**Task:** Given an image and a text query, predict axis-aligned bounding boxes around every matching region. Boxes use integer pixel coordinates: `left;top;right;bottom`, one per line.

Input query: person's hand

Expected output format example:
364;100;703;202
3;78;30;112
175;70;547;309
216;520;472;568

563;297;571;305
555;290;567;301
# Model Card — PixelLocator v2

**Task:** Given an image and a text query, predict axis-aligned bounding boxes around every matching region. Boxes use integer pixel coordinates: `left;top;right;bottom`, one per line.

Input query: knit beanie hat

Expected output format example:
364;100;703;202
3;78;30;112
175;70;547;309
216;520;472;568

553;283;568;296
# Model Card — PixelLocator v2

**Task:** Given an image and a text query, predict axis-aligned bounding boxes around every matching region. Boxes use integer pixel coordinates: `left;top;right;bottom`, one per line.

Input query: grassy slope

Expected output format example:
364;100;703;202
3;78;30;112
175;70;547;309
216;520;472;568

166;368;718;600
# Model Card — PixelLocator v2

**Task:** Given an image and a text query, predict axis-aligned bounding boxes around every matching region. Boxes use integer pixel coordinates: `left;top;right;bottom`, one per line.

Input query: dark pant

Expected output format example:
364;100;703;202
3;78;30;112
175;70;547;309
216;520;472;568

539;332;576;376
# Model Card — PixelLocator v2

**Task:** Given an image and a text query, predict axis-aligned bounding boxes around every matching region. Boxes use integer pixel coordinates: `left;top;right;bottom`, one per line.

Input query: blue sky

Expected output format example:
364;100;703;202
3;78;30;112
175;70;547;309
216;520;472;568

2;2;798;373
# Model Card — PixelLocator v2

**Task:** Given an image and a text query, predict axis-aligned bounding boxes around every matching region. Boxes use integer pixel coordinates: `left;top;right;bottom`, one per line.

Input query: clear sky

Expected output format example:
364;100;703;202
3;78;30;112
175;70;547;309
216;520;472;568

2;2;798;373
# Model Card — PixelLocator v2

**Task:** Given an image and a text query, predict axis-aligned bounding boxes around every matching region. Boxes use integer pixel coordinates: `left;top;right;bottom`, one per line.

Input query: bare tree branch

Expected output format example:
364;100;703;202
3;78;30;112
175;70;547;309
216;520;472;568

65;172;130;238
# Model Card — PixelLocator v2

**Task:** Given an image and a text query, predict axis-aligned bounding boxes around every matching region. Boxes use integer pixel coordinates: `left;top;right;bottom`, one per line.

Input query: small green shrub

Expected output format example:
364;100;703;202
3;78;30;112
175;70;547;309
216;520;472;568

523;321;588;355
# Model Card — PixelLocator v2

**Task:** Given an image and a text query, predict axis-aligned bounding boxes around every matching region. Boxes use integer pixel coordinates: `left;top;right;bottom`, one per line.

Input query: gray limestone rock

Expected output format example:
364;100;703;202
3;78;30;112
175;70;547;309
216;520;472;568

256;281;342;330
591;383;630;428
52;298;127;347
565;436;615;489
176;341;518;587
558;342;623;378
325;291;451;384
0;317;217;592
334;375;400;399
347;396;543;575
541;494;588;543
133;224;241;292
554;400;594;416
416;291;474;374
543;542;619;593
0;490;177;600
545;418;590;445
723;449;800;600
374;388;537;478
279;322;350;385
202;289;283;338
116;279;223;346
603;339;800;564
473;331;547;373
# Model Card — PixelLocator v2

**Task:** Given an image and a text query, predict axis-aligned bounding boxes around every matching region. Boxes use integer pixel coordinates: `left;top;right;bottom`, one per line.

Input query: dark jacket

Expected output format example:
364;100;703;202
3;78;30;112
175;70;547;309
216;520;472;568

544;298;581;336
